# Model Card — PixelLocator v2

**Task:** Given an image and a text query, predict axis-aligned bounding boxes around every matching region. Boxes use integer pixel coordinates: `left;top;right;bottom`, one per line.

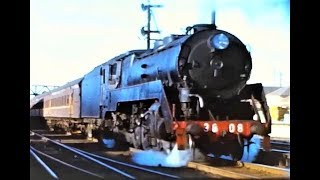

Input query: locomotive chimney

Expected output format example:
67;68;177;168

211;10;217;29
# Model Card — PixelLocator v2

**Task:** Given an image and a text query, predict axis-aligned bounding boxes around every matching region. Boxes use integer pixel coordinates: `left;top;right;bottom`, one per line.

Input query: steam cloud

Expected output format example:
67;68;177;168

131;144;192;167
102;138;115;148
132;135;261;167
241;135;261;162
218;135;261;162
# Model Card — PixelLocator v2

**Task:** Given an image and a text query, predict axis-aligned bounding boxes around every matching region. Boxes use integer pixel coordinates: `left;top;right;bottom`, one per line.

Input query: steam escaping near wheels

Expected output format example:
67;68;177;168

209;135;261;162
132;135;261;167
131;144;192;167
102;138;116;148
241;135;261;162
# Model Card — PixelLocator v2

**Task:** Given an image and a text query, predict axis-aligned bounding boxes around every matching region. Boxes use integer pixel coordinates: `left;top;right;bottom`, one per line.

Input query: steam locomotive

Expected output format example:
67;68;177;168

30;23;271;161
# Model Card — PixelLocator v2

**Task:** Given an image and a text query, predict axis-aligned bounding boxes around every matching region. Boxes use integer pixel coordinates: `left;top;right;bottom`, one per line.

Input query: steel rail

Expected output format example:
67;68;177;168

31;131;135;179
73;147;180;179
30;146;104;179
30;148;59;179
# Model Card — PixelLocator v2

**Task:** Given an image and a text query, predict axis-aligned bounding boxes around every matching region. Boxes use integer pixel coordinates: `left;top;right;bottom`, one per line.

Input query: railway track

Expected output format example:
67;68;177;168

31;131;183;179
31;132;135;179
30;131;221;179
30;130;290;179
254;138;290;168
270;138;290;151
30;146;104;179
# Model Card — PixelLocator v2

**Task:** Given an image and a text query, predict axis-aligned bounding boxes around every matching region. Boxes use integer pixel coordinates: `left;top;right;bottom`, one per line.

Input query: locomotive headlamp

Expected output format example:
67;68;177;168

211;33;229;50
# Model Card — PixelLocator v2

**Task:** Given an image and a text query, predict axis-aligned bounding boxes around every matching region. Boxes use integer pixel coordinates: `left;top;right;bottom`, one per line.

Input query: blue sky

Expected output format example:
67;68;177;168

30;0;290;88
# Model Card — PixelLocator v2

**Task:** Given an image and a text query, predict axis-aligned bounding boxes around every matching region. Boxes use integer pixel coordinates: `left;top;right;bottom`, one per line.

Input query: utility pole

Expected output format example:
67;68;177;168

140;0;162;49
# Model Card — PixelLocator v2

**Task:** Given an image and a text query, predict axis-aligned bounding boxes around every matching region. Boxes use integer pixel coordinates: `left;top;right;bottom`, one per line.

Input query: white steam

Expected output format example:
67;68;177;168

102;138;115;148
218;135;261;162
132;135;261;167
241;135;261;162
131;144;192;167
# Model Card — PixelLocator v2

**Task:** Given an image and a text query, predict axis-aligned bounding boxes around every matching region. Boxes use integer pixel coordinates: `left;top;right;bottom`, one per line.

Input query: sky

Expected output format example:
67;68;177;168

30;0;290;91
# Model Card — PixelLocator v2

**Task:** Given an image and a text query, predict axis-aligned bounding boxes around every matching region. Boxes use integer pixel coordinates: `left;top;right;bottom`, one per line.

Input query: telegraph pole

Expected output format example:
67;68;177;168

140;0;162;49
147;2;152;49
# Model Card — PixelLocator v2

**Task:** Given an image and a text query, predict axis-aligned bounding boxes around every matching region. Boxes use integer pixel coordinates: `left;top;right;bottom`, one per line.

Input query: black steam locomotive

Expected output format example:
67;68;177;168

30;24;271;161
